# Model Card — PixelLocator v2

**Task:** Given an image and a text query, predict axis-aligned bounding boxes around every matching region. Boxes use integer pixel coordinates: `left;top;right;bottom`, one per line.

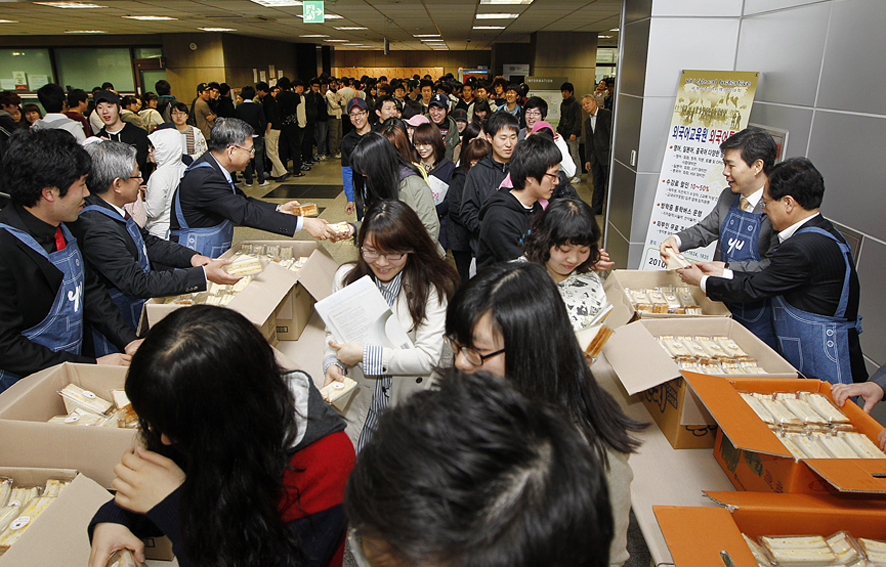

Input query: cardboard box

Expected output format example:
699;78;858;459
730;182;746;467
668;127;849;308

654;492;886;567
0;364;137;489
603;318;798;449
684;371;886;494
603;269;731;328
140;241;338;343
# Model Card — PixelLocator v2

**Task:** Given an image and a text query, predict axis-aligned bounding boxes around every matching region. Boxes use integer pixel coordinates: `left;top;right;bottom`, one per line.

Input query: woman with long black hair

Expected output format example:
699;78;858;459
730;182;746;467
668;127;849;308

349;132;442;254
445;261;645;567
88;306;354;567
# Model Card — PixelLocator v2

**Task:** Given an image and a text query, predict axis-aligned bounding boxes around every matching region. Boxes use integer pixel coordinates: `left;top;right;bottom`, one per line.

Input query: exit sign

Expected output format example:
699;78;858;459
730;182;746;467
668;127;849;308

303;0;324;23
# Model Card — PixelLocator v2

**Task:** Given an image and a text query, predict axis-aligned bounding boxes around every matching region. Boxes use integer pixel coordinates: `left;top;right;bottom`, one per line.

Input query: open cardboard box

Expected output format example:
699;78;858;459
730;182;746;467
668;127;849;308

0;364;136;489
603;270;731;328
654;492;886;567
140;241;338;344
684;371;886;494
0;467;173;566
602;318;797;449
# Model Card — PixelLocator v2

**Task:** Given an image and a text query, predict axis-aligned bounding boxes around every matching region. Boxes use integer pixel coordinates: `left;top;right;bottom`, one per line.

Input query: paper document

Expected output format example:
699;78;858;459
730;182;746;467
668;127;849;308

315;275;413;349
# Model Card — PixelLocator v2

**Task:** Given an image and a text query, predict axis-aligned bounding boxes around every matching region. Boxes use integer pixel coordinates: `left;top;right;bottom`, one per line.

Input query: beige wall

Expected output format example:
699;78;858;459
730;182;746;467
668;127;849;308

531;31;598;101
161;33;225;101
332;50;490;78
221;34;299;89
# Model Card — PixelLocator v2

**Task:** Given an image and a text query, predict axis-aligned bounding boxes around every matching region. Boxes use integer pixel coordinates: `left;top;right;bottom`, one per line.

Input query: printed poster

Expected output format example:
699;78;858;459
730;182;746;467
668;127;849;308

641;70;759;270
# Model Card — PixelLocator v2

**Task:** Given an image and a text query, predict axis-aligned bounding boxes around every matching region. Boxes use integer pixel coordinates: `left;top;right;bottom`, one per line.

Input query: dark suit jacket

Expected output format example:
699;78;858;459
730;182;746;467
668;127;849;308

676;187;778;272
583;107;612;167
69;196;206;299
706;214;866;382
170;152;298;234
0;204;137;375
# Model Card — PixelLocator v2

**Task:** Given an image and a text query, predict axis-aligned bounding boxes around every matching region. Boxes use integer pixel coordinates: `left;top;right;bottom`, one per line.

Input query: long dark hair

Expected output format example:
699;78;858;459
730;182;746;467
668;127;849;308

344;200;459;327
458;137;491;173
460;119;485;148
413;122;445;166
523;197;602;274
350;132;421;211
445;262;644;459
379;118;420;164
126;306;305;567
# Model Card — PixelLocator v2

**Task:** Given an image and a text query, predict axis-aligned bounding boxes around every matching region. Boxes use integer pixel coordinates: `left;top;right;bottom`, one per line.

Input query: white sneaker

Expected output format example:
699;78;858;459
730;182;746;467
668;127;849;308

569;176;581;184
258;180;270;187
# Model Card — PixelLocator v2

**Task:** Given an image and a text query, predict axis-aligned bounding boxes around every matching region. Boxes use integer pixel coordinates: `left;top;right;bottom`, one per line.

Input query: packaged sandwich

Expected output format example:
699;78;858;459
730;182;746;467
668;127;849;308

59;383;113;416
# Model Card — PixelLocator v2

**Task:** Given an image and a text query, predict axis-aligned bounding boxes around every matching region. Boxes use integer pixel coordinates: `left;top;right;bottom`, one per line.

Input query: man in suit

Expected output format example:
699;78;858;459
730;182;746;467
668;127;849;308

69;140;239;355
660;127;779;348
170;118;337;257
678;157;866;386
581;94;611;215
0;129;139;392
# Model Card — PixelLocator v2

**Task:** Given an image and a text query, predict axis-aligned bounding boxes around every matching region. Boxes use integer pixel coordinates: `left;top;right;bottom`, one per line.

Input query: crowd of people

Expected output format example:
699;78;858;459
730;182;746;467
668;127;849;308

0;67;881;567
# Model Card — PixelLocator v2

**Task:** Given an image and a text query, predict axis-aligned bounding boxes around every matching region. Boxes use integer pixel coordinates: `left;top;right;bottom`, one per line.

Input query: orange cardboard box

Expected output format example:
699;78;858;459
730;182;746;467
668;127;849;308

654;492;886;567
603;269;731;328
602;318;797;449
684;371;886;494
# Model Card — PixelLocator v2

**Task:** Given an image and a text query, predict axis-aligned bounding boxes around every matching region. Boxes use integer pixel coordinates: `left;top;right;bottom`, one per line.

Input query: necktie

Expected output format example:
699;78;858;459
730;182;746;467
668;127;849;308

54;226;66;251
740;197;752;212
124;210;131;220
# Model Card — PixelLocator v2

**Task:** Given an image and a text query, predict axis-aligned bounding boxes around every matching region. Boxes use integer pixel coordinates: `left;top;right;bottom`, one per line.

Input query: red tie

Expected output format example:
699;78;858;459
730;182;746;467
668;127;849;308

54;226;66;251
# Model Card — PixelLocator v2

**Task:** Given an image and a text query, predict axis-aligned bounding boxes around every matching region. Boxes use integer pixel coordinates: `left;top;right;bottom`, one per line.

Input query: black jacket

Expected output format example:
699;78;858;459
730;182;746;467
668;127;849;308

304;90;322;123
558;96;582;138
584;107;612;167
97;122;150;178
706;214;866;382
477;189;542;270
215;96;236;119
234;101;267;138
459;154;510;253
446;167;471;252
170;152;299;235
276;90;300;124
69;196;206;299
260;93;282;130
0;204;137;375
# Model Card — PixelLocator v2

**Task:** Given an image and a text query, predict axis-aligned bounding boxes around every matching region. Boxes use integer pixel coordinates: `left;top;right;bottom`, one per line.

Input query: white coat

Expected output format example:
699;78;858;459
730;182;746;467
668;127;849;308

144;128;187;239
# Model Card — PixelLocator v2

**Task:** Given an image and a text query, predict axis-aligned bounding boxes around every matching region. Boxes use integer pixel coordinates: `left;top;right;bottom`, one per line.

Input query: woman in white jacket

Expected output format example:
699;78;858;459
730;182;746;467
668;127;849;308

144;127;187;239
324;200;460;450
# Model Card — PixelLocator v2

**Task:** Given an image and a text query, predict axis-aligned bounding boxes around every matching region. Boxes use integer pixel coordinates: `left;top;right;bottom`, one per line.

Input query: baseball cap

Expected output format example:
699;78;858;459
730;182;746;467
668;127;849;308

451;109;468;123
429;93;449;110
197;82;209;93
94;89;120;106
404;114;430;127
347;97;368;114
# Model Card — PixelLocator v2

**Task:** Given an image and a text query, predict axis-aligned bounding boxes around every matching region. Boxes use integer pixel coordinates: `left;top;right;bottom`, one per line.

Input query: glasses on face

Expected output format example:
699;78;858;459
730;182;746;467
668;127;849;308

447;337;505;368
349;110;367;119
544;171;560;182
361;247;408;261
525;109;543;117
129;173;143;180
231;144;256;156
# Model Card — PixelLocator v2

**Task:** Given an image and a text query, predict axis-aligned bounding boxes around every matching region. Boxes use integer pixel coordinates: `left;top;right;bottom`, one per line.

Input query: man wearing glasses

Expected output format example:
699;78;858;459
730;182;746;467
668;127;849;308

70;140;240;355
340;98;373;220
170;118;338;257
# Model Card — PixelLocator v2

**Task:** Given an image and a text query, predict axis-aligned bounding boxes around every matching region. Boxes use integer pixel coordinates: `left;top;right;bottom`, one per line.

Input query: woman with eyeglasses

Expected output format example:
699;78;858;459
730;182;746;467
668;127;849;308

324;200;459;452
445;261;645;567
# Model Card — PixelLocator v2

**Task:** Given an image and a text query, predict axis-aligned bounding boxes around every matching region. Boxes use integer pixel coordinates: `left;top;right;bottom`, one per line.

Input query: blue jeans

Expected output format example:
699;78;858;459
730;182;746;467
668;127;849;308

315;121;329;156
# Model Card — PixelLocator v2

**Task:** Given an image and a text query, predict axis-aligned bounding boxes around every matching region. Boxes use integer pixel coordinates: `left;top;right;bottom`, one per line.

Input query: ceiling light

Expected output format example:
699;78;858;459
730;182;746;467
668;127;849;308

335;26;367;30
297;13;342;19
198;27;236;32
479;0;533;4
422;39;444;42
65;29;107;33
476;13;519;18
250;0;302;6
473;25;505;29
0;19;18;23
324;39;348;42
413;34;439;37
300;34;328;37
610;28;619;31
36;1;106;7
122;15;177;21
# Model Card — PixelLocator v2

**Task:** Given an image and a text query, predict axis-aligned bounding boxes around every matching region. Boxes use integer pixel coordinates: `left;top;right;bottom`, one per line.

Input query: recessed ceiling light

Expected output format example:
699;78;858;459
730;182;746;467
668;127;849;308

413;34;439;37
300;34;328;37
473;25;505;30
122;15;178;21
476;13;519;18
297;13;342;19
598;35;612;39
65;29;107;33
479;0;532;4
36;1;106;7
610;28;619;31
324;39;348;42
250;0;302;6
335;26;367;30
422;39;444;42
0;19;18;23
198;27;236;32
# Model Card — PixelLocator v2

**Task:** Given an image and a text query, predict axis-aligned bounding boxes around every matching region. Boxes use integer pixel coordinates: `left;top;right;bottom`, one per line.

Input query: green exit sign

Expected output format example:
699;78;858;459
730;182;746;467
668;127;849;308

303;0;324;23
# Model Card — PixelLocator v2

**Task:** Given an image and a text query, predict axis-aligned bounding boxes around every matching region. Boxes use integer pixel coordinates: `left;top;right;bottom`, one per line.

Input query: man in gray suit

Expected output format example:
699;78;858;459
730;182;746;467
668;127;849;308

581;95;611;215
659;127;779;347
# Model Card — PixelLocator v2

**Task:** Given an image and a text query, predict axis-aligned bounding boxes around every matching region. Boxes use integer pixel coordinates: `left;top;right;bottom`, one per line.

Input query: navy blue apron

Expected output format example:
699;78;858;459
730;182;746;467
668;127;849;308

719;195;777;349
0;224;85;393
772;226;861;385
169;160;234;257
80;205;150;356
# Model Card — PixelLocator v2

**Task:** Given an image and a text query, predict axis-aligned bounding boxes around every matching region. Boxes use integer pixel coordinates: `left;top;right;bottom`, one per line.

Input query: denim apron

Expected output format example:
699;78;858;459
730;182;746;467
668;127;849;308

80;205;150;356
0;224;84;393
719;195;777;349
772;226;861;385
169;161;234;257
